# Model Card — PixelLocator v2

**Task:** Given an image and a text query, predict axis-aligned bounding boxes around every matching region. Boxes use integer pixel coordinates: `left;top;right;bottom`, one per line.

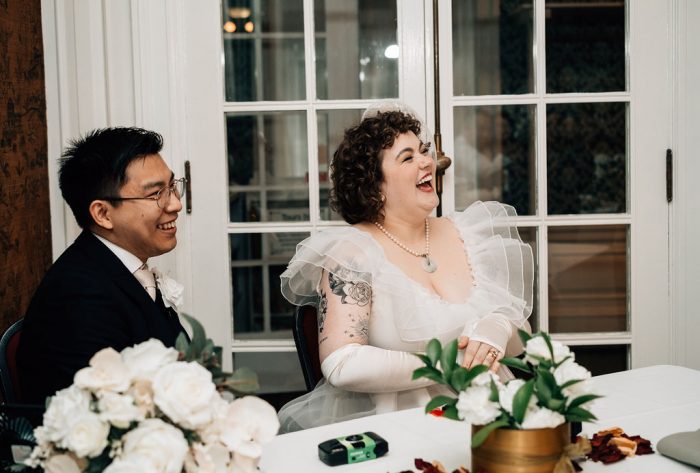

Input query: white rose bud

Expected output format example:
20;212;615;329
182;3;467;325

524;336;571;365
456;386;501;425
218;396;280;459
42;385;91;443
59;411;110;458
521;406;566;429
152;362;218;430
120;419;188;473
554;358;593;399
121;339;179;381
98;392;144;429
74;348;131;393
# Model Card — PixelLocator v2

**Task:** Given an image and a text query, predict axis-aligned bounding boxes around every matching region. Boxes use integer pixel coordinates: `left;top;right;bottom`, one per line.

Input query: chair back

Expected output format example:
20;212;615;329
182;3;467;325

293;305;322;391
0;319;23;404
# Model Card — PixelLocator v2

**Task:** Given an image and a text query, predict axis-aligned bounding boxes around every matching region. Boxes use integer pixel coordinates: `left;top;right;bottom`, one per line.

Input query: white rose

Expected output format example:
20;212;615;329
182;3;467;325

153;268;184;309
42;385;91;443
59;411;110;458
471;371;502;388
128;379;155;416
524;336;571;365
98;392;144;428
230;452;261;473
152;362;218;430
553;359;592;398
218;396;280;459
521;406;566;429
456;386;501;425
104;457;159;473
498;379;533;415
121;419;188;473
74;348;131;393
43;453;84;473
121;339;179;380
196;396;231;445
184;442;231;473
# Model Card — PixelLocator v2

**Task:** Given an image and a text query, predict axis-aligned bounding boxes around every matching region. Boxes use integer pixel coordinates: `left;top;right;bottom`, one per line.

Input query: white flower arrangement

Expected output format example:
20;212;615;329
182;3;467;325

152;268;184;310
414;330;601;448
26;315;279;473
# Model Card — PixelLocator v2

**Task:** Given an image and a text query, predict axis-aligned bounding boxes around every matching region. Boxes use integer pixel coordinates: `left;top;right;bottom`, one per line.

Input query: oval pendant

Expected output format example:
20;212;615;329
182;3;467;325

422;256;438;273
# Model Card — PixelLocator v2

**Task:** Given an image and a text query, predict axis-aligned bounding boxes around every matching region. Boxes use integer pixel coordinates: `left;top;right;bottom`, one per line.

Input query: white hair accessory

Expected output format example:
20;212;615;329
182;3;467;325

360;101;432;143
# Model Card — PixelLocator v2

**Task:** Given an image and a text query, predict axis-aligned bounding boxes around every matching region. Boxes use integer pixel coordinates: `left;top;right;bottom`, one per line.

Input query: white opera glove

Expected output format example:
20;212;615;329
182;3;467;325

320;343;435;393
462;312;513;355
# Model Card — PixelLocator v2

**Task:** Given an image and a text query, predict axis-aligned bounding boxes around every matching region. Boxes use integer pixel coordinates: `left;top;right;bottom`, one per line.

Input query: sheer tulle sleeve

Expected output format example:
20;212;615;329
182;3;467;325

450;201;534;328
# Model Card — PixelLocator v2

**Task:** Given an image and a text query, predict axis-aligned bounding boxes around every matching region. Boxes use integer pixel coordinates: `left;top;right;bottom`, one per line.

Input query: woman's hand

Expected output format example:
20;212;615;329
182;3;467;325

458;336;502;372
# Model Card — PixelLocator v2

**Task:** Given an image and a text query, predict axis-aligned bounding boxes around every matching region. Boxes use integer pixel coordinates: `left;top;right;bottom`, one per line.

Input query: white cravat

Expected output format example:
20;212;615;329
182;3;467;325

133;264;157;301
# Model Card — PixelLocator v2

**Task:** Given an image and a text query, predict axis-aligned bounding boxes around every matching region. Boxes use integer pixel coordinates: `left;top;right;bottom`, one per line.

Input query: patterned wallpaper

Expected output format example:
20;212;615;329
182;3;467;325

0;0;51;335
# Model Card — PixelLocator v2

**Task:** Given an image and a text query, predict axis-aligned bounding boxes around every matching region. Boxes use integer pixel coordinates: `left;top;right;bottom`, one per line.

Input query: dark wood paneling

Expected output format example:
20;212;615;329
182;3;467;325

0;0;51;336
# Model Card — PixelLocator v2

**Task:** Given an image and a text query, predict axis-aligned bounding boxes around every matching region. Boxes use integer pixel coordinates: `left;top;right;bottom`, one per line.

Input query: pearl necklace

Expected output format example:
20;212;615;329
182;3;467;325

374;219;438;273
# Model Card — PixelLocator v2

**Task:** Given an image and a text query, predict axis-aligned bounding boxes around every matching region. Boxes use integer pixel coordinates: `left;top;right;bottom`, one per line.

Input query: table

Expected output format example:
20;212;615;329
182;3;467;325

260;365;700;472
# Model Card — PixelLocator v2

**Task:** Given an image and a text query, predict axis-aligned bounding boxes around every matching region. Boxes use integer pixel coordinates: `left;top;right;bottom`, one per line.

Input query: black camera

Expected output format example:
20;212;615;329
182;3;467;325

318;431;389;466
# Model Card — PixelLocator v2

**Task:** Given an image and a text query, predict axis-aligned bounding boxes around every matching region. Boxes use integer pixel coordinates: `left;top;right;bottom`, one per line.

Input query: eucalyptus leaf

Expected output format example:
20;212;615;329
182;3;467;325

426;339;441;367
471;420;510;448
218;366;259;393
174;333;189;356
181;313;207;360
512;379;535;424
424;395;457;414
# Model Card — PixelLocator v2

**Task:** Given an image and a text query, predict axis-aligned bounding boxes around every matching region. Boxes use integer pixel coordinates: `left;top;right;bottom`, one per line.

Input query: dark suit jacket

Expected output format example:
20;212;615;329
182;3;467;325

17;231;186;404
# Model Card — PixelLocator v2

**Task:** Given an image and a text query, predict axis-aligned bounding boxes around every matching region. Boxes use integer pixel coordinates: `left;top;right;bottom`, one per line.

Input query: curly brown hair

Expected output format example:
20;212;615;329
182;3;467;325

330;111;422;224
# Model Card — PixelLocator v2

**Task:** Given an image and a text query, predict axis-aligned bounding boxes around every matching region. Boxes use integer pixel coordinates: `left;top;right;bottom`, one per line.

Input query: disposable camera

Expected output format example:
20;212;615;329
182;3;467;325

318;431;389;466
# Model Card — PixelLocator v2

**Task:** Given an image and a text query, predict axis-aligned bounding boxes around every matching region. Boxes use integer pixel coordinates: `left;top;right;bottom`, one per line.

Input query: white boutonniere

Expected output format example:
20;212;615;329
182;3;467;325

152;268;184;310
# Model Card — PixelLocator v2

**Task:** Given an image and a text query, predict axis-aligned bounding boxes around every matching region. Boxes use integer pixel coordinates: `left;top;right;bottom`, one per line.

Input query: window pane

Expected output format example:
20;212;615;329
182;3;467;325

230;232;309;339
570;344;628;376
454;105;536;215
222;0;305;101
547;102;627;215
548;225;628;333
317;109;363;221
452;0;534;96
518;227;538;333
545;0;626;93
233;352;306;393
226;112;309;223
314;0;398;100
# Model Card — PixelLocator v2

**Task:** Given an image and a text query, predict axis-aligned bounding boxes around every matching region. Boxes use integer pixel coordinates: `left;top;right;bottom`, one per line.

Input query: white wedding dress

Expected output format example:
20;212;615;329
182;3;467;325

278;201;533;432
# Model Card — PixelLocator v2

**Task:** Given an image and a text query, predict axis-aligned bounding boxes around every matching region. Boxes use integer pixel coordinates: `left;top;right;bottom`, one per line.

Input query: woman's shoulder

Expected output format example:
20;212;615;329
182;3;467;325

443;201;520;243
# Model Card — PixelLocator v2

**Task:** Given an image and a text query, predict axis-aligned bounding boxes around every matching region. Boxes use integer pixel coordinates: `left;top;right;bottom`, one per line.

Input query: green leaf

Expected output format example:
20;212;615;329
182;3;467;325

499;357;531;374
217;366;260;393
412;366;445;384
568;394;602;410
517;329;532;345
440;339;458;381
442;405;461;421
546;398;566;412
414;353;432;366
424;395;457;414
426;338;442;367
540;332;555;361
181;313;207;360
450;367;469;392
536;366;559;395
512;379;535;424
488;379;500;403
462;364;489;388
471;420;510;448
566;406;597;422
174;332;189;355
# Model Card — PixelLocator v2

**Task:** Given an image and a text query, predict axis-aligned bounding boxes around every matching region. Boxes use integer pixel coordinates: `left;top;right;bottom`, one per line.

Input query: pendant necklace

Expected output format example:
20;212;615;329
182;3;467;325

374;218;438;273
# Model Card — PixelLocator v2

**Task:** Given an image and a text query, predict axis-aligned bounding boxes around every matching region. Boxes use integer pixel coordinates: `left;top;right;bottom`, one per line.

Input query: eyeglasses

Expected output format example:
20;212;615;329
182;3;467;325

100;178;187;209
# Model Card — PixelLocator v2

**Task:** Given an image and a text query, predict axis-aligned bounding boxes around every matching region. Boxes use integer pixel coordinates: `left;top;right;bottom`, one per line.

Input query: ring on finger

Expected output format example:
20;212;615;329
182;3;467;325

487;348;499;359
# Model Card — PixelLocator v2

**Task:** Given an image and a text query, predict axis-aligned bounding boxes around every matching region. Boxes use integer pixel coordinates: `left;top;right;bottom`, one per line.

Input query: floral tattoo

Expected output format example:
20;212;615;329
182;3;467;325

328;272;371;306
318;290;328;333
344;312;370;343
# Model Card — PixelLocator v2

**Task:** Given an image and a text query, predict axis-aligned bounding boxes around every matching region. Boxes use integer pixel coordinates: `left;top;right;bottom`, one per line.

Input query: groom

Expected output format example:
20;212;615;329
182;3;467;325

17;127;188;404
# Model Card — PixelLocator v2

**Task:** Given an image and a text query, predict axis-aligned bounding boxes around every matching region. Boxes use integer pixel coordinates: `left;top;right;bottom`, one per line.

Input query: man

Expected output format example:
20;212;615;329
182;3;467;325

17;127;187;404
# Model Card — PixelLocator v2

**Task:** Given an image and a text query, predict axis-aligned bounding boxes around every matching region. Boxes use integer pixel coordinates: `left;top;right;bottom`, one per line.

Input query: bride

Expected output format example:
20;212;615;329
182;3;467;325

278;103;533;432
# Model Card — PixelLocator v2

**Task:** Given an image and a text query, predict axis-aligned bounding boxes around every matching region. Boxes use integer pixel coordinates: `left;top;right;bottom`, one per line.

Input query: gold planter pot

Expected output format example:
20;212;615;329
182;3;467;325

471;423;570;473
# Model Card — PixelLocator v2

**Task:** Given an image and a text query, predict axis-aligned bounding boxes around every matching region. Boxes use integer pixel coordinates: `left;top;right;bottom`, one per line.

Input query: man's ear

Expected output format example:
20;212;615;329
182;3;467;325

89;200;115;230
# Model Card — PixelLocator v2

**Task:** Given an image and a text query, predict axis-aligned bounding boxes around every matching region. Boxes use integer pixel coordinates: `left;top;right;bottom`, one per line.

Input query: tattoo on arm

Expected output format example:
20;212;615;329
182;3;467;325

343;311;370;344
318;290;328;333
328;272;371;306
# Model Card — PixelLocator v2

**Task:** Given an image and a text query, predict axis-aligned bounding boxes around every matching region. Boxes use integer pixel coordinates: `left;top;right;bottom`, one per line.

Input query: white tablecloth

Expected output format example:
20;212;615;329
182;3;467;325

260;365;700;472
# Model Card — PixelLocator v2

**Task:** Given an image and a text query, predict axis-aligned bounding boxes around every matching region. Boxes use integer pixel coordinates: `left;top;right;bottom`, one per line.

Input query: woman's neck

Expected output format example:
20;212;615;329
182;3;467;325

378;214;427;246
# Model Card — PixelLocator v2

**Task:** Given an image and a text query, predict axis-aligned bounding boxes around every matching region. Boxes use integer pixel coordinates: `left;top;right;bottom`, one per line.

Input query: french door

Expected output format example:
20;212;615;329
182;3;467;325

180;0;670;393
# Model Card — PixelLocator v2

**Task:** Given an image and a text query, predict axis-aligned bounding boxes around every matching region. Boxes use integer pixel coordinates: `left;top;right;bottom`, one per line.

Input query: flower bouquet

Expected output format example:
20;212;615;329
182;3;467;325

413;330;599;473
25;314;279;473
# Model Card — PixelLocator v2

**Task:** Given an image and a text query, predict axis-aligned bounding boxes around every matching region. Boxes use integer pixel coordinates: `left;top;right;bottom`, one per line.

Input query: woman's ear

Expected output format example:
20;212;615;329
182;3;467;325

89;200;115;230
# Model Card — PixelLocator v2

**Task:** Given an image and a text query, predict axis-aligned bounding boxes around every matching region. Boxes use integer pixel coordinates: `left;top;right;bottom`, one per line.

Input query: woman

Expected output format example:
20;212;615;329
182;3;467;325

279;104;533;432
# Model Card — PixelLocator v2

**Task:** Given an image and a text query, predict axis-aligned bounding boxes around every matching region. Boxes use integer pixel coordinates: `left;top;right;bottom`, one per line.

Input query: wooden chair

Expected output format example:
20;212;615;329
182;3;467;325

0;319;23;404
292;305;322;392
